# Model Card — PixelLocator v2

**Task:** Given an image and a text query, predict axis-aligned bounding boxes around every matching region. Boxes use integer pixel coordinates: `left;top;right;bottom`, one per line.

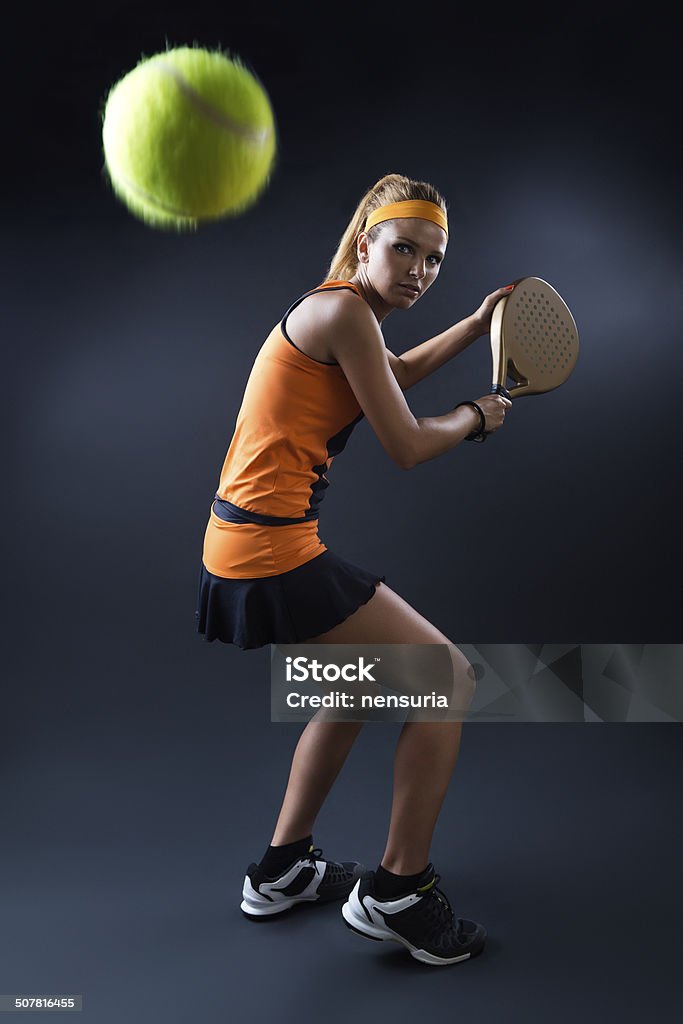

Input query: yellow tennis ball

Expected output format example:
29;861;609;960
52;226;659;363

101;46;277;231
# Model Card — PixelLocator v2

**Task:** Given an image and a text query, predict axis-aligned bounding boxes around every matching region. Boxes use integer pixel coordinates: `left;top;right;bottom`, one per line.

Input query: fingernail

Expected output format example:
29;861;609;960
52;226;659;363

505;284;514;290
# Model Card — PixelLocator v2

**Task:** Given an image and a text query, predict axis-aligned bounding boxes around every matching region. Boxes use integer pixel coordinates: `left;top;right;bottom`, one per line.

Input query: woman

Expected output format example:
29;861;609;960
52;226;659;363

195;173;512;966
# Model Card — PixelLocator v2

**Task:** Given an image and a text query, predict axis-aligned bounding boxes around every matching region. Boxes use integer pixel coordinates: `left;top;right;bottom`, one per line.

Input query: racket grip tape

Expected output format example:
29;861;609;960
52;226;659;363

490;383;512;400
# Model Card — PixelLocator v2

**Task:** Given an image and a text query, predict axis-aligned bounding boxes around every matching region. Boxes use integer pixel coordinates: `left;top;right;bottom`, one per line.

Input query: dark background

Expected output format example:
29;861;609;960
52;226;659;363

2;2;681;1021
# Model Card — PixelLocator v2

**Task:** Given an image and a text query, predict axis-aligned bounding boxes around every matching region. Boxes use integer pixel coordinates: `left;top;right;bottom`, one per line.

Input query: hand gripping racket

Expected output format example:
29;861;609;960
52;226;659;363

475;276;579;442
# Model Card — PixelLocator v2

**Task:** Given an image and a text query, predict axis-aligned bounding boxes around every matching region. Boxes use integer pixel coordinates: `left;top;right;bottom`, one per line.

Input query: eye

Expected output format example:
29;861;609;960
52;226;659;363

393;243;442;266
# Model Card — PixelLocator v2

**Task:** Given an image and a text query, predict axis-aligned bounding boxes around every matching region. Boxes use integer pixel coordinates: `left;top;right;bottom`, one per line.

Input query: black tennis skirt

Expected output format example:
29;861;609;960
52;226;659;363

195;549;386;650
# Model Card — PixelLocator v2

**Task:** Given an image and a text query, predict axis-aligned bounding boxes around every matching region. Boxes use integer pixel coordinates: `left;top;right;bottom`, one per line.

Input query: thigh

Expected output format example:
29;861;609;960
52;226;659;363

306;580;452;645
305;582;476;719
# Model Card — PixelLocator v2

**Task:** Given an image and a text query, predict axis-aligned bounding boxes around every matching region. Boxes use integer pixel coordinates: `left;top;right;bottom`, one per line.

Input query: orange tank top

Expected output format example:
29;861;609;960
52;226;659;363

201;280;365;578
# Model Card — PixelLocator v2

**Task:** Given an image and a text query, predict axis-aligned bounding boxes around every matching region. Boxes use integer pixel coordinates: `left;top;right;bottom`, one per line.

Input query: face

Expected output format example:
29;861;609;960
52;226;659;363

357;217;447;308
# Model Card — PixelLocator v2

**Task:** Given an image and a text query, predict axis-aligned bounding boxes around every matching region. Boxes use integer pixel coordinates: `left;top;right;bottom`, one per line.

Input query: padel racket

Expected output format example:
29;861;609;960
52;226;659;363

476;276;579;442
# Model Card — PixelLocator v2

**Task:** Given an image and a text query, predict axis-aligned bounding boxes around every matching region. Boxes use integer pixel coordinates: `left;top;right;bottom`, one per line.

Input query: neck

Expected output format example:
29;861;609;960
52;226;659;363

347;271;392;325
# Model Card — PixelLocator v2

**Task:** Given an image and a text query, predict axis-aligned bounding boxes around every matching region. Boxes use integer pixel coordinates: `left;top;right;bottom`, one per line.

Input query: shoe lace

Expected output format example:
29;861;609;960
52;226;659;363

305;846;328;881
305;846;352;886
427;873;463;939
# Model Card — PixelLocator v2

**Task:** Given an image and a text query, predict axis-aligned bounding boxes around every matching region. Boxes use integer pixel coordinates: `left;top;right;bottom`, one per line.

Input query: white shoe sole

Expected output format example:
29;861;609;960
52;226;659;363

241;893;321;918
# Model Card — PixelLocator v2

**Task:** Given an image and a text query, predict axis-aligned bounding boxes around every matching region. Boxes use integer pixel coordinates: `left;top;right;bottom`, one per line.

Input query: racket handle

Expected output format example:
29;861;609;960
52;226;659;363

466;386;510;442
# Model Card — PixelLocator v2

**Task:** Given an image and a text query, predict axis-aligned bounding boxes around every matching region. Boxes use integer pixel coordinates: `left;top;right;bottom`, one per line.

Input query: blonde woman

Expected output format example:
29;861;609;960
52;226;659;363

195;173;512;966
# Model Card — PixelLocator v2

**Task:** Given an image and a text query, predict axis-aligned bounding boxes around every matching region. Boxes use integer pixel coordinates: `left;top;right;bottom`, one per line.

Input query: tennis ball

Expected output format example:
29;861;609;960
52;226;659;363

101;46;277;230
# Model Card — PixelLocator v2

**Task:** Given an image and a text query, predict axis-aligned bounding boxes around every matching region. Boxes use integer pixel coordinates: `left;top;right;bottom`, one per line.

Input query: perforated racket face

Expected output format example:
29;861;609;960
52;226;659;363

491;277;579;397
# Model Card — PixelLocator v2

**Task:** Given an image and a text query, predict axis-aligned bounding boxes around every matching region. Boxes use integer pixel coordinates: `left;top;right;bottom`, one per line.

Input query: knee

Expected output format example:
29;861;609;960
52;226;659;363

445;644;478;706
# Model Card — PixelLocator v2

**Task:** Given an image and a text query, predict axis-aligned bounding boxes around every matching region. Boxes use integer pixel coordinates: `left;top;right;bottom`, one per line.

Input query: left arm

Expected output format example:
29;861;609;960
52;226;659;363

388;316;480;392
387;284;515;392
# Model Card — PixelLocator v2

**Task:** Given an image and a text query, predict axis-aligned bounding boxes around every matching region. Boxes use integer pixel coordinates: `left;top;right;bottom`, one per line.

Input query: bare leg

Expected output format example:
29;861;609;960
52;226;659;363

268;582;475;864
270;718;364;845
380;720;462;874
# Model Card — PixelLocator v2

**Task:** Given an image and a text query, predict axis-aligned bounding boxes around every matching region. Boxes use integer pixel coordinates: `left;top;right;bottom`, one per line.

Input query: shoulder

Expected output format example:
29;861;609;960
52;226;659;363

307;284;380;340
301;283;368;319
285;284;379;364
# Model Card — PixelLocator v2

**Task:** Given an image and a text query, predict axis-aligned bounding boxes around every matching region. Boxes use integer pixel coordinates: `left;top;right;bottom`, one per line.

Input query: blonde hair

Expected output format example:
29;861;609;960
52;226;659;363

322;173;448;284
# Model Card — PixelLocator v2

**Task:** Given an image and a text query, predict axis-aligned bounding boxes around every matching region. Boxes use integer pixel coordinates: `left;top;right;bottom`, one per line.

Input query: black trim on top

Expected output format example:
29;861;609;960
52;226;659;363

305;410;366;515
212;495;319;526
280;284;361;366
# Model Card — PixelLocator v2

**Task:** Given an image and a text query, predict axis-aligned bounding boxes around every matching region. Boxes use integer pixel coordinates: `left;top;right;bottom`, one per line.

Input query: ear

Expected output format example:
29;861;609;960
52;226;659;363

356;231;370;265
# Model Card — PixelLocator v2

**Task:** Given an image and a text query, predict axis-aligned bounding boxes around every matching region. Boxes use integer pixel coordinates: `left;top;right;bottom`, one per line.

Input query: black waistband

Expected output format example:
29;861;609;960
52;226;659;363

212;495;319;526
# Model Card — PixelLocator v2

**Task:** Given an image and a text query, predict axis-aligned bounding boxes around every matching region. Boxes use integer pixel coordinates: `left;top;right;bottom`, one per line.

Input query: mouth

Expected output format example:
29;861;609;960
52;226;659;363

399;283;421;295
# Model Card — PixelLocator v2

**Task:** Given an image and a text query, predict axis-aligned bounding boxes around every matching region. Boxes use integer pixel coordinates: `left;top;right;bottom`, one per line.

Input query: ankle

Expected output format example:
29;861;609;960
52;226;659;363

259;834;313;877
374;862;432;899
271;828;314;846
380;856;430;876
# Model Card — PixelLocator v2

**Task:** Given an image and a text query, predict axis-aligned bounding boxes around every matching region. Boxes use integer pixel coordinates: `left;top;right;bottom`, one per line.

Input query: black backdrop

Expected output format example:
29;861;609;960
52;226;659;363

6;2;681;647
2;3;681;1021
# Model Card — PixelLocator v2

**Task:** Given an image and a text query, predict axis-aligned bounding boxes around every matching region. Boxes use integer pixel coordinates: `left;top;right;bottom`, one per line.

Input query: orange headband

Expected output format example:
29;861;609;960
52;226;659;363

365;199;448;237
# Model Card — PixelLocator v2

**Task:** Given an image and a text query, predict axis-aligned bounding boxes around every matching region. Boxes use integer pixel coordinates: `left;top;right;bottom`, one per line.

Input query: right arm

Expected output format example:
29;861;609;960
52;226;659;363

327;295;510;471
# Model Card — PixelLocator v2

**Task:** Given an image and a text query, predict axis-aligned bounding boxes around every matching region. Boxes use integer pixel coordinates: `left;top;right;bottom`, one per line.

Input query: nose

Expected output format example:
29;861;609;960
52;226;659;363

409;257;426;280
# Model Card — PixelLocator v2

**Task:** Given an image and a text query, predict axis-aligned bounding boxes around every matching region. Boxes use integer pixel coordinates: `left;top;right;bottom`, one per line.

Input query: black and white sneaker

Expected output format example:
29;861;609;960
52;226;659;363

341;864;487;966
241;844;366;919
